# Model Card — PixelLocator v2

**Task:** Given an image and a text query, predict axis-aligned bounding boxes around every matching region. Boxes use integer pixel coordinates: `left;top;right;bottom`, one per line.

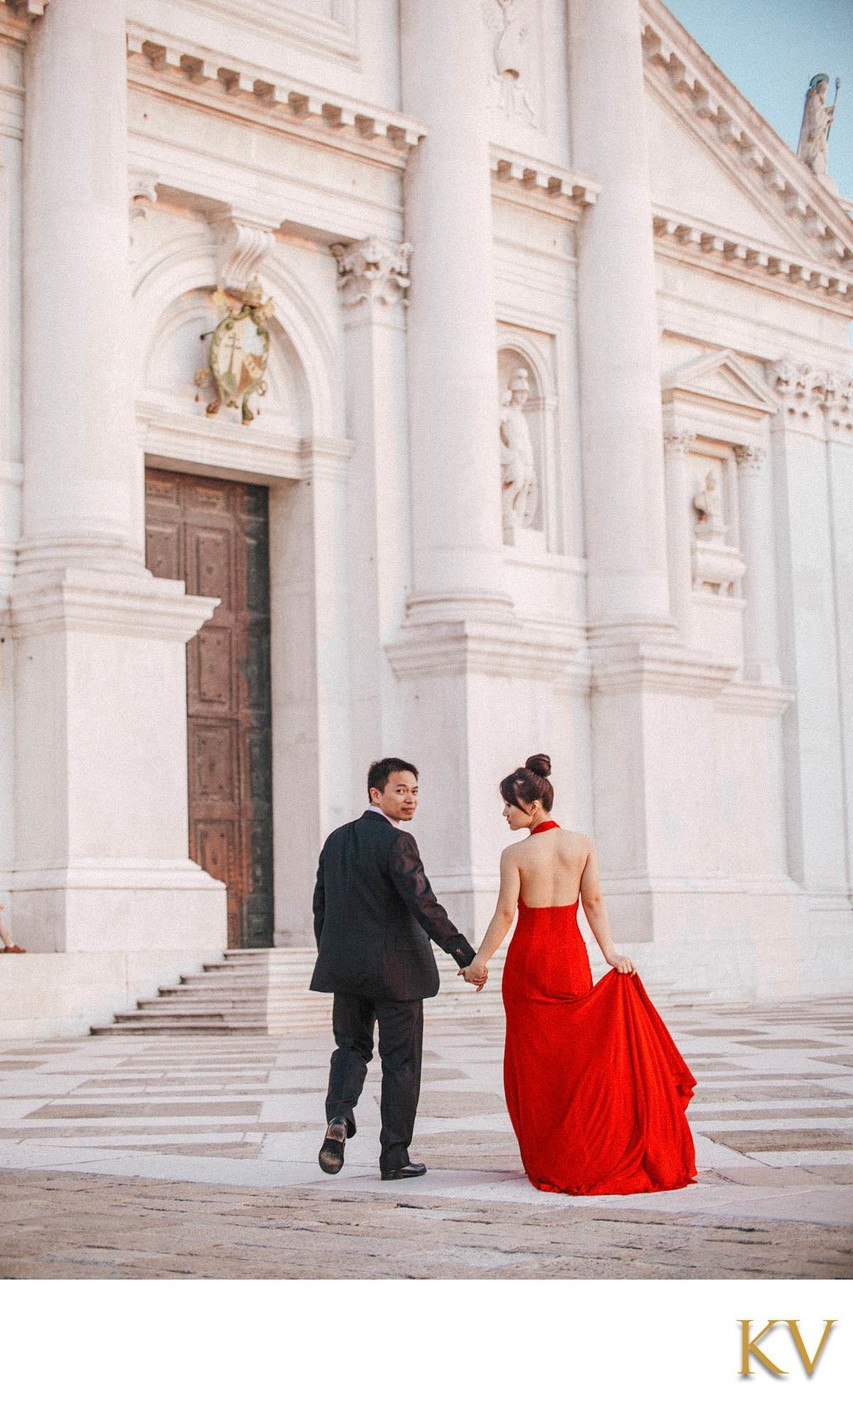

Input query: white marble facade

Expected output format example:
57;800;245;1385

0;0;852;1036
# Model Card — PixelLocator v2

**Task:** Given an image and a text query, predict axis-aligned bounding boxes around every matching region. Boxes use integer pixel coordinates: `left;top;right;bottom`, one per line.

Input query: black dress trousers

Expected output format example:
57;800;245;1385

325;993;424;1173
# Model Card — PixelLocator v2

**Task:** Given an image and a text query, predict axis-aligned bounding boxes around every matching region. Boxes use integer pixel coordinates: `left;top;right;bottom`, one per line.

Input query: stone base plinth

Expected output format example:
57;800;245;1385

8;864;227;957
598;880;852;999
0;948;218;1040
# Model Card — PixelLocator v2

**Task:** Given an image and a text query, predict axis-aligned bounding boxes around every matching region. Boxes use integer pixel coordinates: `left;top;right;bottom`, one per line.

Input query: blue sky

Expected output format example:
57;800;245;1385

664;0;853;200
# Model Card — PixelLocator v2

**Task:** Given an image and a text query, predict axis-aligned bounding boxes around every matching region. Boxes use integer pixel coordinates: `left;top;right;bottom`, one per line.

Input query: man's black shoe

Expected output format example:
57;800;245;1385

380;1162;427;1181
318;1117;348;1174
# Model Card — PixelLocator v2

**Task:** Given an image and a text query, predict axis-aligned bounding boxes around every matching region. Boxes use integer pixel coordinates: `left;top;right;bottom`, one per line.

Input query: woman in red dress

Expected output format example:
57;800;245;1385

461;754;696;1195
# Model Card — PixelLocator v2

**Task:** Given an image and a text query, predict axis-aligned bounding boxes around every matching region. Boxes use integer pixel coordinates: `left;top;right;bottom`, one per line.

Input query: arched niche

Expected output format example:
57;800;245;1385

132;230;342;443
497;340;553;544
143;287;310;440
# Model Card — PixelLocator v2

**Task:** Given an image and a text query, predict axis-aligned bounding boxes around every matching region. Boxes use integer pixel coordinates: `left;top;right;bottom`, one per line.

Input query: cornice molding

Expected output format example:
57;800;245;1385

127;26;426;168
652;210;853;314
490;146;599;223
7;568;217;643
641;0;853;274
7;859;226;892
385;619;590;688
590;642;740;698
137;403;303;478
136;404;355;481
716;679;794;718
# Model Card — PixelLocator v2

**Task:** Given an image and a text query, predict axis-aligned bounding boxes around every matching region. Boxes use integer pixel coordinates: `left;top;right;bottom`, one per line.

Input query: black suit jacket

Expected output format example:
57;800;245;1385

310;810;475;1001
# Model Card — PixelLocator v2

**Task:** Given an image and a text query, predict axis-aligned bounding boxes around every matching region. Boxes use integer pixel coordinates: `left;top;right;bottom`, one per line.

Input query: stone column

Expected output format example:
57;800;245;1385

824;383;853;905
20;0;139;573
400;0;510;622
8;0;225;957
568;0;671;635
734;443;780;683
332;237;411;807
269;445;353;949
770;363;847;902
663;431;696;646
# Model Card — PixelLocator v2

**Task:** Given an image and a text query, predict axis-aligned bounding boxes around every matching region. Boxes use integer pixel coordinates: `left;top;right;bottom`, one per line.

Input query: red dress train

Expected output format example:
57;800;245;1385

502;848;696;1195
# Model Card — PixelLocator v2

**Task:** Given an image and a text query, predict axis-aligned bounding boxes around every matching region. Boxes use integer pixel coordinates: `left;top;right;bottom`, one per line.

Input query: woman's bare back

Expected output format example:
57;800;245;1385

509;827;591;908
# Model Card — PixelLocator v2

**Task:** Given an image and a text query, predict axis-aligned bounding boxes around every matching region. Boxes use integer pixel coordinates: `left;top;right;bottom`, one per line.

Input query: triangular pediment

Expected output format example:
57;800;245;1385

647;93;818;259
642;0;853;272
662;349;778;416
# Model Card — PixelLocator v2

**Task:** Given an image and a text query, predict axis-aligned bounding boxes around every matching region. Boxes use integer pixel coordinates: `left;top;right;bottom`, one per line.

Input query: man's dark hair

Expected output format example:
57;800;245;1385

367;757;419;799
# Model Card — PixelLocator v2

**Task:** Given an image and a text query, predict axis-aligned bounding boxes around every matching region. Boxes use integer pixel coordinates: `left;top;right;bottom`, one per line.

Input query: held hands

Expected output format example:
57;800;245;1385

458;955;489;991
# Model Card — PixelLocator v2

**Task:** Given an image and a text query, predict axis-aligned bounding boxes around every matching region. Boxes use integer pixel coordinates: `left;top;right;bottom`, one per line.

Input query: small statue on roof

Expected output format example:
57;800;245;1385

797;73;840;190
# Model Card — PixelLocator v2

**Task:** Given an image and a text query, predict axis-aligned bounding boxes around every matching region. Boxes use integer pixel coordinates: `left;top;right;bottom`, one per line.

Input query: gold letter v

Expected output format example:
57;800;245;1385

784;1319;837;1377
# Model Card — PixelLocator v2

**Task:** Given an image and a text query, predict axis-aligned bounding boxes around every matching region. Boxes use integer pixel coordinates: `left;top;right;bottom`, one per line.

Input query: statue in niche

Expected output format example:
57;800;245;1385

797;73;840;186
692;467;727;542
500;367;538;537
484;0;536;122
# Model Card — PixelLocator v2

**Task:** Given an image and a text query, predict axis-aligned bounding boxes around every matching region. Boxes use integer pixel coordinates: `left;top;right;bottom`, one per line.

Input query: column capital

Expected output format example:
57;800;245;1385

733;443;768;473
824;374;853;441
331;237;412;309
771;361;853;440
770;359;835;431
663;430;696;454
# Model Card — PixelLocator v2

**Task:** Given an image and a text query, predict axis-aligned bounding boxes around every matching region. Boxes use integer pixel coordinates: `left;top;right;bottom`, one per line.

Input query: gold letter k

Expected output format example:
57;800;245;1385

738;1319;787;1376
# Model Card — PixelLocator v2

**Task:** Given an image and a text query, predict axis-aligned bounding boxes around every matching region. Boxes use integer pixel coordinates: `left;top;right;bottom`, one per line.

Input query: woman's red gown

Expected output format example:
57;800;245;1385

502;826;697;1195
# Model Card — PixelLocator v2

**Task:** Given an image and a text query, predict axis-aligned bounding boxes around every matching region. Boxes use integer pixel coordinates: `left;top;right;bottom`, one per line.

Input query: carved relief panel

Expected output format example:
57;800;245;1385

481;0;569;158
483;0;537;123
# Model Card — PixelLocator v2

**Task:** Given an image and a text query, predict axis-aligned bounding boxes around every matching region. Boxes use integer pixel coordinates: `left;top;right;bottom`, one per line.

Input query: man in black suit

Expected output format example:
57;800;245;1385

310;757;482;1180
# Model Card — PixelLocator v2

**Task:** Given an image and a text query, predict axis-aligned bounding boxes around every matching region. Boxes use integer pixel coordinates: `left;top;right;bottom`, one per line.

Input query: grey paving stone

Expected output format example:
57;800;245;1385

1;997;851;1278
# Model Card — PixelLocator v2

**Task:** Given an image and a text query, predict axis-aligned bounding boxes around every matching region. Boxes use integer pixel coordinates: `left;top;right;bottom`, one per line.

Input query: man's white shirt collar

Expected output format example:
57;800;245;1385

367;804;404;830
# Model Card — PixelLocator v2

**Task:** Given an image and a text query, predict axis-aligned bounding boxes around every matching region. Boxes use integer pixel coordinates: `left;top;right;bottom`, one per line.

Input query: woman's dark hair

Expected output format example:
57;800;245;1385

500;754;554;813
367;757;418;798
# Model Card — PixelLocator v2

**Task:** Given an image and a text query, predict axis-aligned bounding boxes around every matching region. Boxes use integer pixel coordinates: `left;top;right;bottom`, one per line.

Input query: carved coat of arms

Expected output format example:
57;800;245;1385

196;278;274;425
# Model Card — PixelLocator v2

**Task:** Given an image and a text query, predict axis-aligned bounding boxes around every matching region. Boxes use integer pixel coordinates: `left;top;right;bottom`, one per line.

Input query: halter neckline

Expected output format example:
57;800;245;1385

529;820;560;836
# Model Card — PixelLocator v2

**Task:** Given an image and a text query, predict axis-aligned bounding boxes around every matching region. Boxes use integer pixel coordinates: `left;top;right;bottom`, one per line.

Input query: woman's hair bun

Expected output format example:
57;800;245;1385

525;753;551;778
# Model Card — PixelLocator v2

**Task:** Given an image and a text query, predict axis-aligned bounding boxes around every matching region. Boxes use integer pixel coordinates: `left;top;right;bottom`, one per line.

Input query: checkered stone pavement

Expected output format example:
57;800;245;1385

0;993;851;1278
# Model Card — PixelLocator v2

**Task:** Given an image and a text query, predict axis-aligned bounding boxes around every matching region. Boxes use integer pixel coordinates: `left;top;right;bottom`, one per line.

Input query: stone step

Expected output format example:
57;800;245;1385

180;968;312;983
159;989;279;1000
199;963;268;974
114;1007;269;1022
90;1020;267;1035
94;927;511;1033
95;932;706;1039
169;977;310;989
